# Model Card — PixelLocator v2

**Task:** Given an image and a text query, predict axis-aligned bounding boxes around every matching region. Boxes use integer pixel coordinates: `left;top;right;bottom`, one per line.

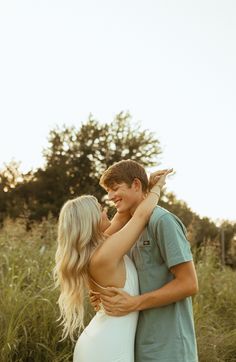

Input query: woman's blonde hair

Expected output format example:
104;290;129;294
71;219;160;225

54;195;104;340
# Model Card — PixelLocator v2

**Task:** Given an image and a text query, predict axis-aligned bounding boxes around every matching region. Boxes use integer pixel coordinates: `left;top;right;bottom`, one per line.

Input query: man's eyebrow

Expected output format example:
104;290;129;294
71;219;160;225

106;183;119;189
111;184;120;190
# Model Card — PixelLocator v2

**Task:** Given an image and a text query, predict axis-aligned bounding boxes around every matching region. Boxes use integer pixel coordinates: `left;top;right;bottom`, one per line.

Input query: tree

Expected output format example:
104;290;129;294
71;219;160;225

160;192;219;249
160;192;194;228
0;161;33;225
1;114;235;265
5;112;162;223
219;221;236;266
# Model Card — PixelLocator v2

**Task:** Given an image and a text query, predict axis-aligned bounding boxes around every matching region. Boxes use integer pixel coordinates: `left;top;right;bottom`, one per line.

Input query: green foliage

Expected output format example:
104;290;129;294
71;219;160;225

0;161;34;227
0;219;74;361
160;192;196;228
160;192;220;247
161;192;236;265
194;247;236;362
1;220;236;361
220;222;236;261
3;112;161;224
0;112;235;261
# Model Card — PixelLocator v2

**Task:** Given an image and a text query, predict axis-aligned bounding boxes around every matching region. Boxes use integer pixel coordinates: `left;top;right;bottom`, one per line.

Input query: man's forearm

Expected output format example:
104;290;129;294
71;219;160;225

135;277;198;312
101;262;198;316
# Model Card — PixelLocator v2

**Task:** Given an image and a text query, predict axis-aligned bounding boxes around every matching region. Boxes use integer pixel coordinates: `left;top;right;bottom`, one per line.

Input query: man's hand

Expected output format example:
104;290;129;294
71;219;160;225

100;287;139;316
89;290;101;312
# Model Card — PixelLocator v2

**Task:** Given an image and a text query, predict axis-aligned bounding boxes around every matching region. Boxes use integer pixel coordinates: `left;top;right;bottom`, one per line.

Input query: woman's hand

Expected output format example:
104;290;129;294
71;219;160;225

149;168;173;190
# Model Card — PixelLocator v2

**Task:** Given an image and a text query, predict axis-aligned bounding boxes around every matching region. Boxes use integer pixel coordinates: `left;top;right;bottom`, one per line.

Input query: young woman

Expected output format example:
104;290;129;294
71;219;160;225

54;169;172;362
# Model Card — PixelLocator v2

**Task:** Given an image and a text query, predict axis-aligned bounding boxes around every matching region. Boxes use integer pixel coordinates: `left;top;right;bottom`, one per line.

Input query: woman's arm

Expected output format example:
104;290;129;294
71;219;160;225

104;167;170;236
104;210;131;236
94;169;172;266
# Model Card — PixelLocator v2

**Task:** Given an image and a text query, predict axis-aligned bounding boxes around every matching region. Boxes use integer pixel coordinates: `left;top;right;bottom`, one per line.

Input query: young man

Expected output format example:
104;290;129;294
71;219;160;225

97;159;199;362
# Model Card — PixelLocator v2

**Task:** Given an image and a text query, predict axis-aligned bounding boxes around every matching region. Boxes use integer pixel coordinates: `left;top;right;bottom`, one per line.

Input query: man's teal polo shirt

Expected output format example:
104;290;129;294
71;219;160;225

130;206;198;362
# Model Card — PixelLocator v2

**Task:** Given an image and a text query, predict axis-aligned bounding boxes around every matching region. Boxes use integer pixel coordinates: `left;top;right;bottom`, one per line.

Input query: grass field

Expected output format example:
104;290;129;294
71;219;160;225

1;219;236;362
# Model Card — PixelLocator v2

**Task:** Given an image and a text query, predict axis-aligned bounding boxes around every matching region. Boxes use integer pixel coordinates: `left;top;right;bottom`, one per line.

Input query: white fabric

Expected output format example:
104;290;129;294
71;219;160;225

73;255;139;362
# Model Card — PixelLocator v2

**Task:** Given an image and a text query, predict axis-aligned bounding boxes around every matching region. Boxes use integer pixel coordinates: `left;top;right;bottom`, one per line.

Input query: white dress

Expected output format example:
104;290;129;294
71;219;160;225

73;255;139;362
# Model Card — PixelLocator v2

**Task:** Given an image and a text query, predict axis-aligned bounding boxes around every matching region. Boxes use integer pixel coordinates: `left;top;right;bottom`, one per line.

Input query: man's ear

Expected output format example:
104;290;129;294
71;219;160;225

132;178;142;191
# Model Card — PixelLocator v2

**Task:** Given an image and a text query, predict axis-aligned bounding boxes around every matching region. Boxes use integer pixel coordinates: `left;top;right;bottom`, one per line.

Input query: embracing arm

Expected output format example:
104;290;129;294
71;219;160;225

134;211;199;309
132;261;198;310
104;211;131;236
100;211;198;315
101;261;198;315
95;189;160;264
94;169;172;265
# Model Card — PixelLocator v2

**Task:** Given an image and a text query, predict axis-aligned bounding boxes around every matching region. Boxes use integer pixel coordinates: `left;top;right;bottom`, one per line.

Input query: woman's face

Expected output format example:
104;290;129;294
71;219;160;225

99;206;111;232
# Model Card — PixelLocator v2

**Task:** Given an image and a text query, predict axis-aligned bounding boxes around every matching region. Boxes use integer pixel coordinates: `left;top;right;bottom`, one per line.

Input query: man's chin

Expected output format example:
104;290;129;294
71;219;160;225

116;206;129;213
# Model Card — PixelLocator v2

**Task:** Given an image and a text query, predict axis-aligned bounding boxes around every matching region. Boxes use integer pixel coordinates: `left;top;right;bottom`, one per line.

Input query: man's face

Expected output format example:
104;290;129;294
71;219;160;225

106;181;142;213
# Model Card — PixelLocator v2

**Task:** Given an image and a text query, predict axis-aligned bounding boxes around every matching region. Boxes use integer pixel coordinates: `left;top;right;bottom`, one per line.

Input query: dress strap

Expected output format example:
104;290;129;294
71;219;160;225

89;277;108;290
89;256;128;290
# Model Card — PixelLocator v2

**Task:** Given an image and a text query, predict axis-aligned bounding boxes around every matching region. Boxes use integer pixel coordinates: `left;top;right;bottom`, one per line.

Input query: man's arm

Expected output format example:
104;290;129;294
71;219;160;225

101;261;198;316
101;202;198;315
136;260;198;310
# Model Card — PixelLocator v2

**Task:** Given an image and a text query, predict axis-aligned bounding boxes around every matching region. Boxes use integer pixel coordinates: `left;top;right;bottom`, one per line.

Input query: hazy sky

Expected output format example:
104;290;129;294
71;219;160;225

0;0;236;222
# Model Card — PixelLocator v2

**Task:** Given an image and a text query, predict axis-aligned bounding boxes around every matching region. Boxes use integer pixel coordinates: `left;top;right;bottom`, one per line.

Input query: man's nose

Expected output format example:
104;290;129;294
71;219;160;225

108;190;115;201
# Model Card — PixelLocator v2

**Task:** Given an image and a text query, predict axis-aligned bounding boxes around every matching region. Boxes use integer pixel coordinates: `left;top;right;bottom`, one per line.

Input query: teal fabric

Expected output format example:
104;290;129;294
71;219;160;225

130;206;198;362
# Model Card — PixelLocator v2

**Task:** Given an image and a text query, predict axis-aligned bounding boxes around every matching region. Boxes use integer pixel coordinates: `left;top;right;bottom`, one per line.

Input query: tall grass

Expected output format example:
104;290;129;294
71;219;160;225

0;219;74;361
1;219;236;361
193;248;236;362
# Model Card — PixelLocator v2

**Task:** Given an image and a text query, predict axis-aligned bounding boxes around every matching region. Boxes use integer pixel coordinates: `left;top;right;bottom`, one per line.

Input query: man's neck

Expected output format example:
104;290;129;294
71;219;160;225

129;193;147;215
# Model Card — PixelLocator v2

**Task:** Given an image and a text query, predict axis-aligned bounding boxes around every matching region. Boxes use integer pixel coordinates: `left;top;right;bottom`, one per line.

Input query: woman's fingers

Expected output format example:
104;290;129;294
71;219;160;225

150;168;172;180
149;168;173;189
151;169;168;177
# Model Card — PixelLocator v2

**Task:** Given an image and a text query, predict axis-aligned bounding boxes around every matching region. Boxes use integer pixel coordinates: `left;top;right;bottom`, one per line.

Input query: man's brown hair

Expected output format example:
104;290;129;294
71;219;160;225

100;159;148;192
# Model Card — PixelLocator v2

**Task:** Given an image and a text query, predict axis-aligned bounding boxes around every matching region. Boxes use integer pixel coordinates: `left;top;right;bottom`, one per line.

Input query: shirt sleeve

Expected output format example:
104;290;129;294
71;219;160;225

155;213;193;268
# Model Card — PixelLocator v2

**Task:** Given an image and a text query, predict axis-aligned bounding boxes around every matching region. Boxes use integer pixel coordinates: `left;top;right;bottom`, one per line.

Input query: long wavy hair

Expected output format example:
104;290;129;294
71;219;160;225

54;195;105;340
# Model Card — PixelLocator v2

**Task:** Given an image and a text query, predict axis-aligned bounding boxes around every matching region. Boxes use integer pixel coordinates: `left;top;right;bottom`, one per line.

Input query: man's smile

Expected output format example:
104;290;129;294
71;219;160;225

114;198;122;207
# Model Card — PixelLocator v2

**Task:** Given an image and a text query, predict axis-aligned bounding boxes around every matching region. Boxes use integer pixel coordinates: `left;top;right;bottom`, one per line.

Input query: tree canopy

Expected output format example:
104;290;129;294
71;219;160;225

1;112;235;265
2;112;161;223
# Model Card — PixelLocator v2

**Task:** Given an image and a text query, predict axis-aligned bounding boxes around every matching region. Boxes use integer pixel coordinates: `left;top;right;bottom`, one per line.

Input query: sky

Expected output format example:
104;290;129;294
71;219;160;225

0;0;236;223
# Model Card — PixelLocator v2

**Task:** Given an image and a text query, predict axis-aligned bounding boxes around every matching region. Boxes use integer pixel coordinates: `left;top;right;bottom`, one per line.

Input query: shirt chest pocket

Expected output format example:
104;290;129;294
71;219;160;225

134;241;158;270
